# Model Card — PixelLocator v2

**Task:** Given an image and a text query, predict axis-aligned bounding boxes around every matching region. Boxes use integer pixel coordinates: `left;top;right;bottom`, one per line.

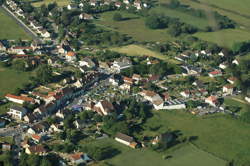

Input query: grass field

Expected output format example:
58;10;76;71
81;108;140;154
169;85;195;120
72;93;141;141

88;138;226;166
95;11;174;42
0;9;31;40
143;111;250;164
32;0;69;7
0;67;31;98
224;98;250;113
111;44;180;64
193;29;250;48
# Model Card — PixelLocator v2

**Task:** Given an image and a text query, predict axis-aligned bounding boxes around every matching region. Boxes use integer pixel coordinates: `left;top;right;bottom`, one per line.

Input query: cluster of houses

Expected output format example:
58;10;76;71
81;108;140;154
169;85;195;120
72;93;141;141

6;0;25;18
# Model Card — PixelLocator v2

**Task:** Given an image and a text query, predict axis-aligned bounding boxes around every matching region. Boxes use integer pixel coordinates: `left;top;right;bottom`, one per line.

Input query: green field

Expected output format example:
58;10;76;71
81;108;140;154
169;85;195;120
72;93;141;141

111;44;180;64
32;0;69;7
95;11;173;42
88;138;226;166
0;67;31;98
224;98;250;113
143;111;250;164
0;9;31;40
193;29;250;48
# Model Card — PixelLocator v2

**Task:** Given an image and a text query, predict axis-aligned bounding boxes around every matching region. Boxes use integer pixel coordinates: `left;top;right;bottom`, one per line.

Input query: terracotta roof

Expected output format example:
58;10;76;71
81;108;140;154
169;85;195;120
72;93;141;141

13;46;32;50
13;54;29;58
123;76;133;83
228;77;237;81
209;70;222;75
32;134;41;141
28;145;46;153
142;90;157;97
5;94;34;103
224;84;234;89
70;152;83;160
67;51;75;56
116;133;134;143
206;96;217;102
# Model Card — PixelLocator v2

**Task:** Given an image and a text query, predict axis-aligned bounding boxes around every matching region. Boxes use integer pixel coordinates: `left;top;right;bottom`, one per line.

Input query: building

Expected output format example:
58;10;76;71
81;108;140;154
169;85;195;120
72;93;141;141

227;77;237;84
111;57;132;72
0;41;7;51
79;57;95;68
94;100;115;115
205;96;218;107
115;133;137;148
69;153;91;165
123;76;133;85
223;85;234;95
139;90;163;103
79;13;94;20
8;106;27;120
153;99;186;110
66;51;77;62
5;94;35;105
208;70;222;78
25;145;47;155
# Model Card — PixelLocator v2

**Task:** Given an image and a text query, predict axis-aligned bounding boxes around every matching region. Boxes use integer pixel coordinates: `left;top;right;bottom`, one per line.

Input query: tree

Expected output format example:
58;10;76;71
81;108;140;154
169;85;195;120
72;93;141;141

0;0;5;5
36;64;53;84
113;13;123;21
12;59;27;71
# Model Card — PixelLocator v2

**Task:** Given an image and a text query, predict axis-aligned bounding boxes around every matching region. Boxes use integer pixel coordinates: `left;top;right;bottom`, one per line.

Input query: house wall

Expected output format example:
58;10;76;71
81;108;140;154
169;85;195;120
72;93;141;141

115;137;130;146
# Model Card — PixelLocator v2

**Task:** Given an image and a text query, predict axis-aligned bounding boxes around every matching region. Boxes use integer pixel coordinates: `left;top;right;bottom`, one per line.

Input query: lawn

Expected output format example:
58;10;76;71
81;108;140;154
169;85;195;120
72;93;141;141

95;11;173;42
111;44;180;64
143;111;250;164
87;138;226;166
0;136;14;144
0;66;31;98
224;97;250;113
32;0;69;7
193;29;250;48
0;9;31;40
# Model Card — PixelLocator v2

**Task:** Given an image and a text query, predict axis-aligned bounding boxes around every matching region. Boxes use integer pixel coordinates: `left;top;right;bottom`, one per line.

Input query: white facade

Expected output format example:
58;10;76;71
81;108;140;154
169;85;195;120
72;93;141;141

8;107;27;120
115;137;130;146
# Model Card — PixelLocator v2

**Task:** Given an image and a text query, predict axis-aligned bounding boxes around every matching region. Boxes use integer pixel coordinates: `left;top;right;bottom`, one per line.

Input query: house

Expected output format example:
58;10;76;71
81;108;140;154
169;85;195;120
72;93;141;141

205;96;218;107
134;0;142;9
200;50;212;56
208;70;222;78
41;30;51;38
115;133;137;148
94;100;115;115
123;76;133;85
83;101;95;111
153;99;186;110
123;0;130;4
111;57;132;72
152;132;175;145
115;1;122;8
1;143;11;151
74;120;88;129
223;84;234;95
109;74;121;86
119;83;131;91
161;92;171;101
132;74;141;83
219;62;228;70
5;94;35;104
9;46;33;54
192;80;204;89
25;145;47;155
0;41;7;51
90;0;97;6
69;152;91;165
79;57;95;68
180;90;190;98
49;123;63;132
34;102;56;117
227;77;237;84
67;4;78;10
8;106;27;120
232;59;239;65
66;51;77;62
181;65;202;76
245;96;250;103
99;61;110;70
79;13;94;20
31;134;42;143
27;122;50;134
23;114;37;123
139;90;163;103
148;75;160;82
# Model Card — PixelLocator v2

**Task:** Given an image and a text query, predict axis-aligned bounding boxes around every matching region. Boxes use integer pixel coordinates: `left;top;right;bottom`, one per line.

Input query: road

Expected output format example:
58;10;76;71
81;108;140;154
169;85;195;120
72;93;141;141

0;5;40;41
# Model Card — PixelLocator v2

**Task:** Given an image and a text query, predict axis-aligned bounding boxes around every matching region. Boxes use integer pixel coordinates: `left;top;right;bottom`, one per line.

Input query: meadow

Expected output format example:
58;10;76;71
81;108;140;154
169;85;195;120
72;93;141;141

143;111;250;164
111;44;180;64
88;138;226;166
0;9;31;40
95;11;173;42
32;0;69;7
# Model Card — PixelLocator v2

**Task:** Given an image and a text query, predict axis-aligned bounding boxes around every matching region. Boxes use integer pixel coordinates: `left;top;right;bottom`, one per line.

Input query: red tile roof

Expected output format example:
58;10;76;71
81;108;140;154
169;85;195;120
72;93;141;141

5;94;34;103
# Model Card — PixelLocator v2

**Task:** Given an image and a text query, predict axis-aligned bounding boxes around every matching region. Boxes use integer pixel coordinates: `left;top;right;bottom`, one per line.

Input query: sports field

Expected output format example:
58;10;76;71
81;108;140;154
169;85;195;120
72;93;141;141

0;9;30;40
95;11;173;42
88;138;226;166
32;0;69;7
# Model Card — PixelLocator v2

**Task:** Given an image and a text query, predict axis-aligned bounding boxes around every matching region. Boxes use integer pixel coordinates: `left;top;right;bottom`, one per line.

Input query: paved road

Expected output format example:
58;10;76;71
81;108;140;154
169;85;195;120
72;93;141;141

1;5;40;41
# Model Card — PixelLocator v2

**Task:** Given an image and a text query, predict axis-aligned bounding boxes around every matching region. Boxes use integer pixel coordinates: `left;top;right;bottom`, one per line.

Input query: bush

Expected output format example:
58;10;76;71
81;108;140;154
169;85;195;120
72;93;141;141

113;13;123;21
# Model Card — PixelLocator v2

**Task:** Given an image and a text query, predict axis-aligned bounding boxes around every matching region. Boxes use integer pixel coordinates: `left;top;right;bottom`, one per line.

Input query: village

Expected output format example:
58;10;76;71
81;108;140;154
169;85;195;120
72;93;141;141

0;0;250;166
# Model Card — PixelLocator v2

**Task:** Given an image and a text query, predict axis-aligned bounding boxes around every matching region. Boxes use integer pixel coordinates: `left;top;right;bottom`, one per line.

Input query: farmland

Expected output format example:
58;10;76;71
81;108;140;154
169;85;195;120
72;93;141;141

0;8;31;40
143;111;250;165
86;138;226;166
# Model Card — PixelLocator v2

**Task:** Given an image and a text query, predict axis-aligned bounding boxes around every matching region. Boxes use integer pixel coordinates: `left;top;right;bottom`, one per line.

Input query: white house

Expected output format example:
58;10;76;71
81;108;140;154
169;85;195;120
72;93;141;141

223;85;234;95
208;70;222;78
111;57;132;72
66;51;77;62
245;96;250;103
180;90;190;98
8;106;27;120
94;100;115;115
227;77;237;84
79;57;95;68
5;94;35;105
115;133;137;148
41;30;51;38
205;96;218;107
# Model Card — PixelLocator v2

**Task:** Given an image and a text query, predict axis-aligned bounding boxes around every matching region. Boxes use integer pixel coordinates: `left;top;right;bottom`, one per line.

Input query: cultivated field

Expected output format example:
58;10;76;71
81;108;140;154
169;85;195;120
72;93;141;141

143;111;250;164
95;11;173;42
32;0;69;7
111;44;180;64
0;9;31;40
88;138;226;166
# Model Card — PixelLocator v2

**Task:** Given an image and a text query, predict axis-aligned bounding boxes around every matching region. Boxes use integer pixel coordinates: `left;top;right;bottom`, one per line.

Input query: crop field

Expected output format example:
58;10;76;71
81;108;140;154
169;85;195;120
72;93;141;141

143;111;250;165
0;9;31;40
111;44;180;64
88;138;226;166
32;0;69;7
95;11;174;42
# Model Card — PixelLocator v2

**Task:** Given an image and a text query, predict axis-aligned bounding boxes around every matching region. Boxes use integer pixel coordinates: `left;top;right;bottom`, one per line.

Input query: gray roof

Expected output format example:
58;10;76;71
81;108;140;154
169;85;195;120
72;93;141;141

10;106;27;113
